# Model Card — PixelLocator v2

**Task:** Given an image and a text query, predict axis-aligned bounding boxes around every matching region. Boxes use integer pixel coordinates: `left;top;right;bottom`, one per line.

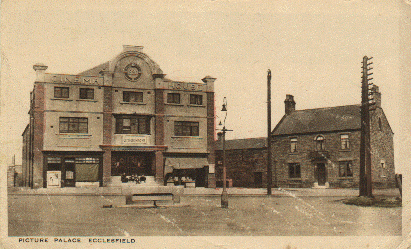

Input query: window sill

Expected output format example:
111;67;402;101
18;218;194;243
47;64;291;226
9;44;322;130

288;178;302;181
77;99;98;102
188;104;206;108
337;177;353;180
120;101;146;105
339;149;351;152
57;133;92;138
114;133;151;135
171;136;202;139
51;98;73;101
165;103;184;106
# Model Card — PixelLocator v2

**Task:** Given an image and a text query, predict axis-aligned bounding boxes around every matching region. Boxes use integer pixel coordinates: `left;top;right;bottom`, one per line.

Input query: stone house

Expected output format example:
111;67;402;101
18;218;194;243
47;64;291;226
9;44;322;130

272;88;395;188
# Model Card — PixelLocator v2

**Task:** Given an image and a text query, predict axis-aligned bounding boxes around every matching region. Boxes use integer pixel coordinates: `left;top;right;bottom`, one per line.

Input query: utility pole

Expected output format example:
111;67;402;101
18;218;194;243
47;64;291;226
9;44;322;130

267;69;273;195
359;56;374;197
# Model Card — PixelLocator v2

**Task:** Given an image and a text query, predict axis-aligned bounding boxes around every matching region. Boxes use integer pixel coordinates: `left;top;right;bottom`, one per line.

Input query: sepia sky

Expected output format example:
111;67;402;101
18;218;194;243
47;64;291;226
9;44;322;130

1;0;410;176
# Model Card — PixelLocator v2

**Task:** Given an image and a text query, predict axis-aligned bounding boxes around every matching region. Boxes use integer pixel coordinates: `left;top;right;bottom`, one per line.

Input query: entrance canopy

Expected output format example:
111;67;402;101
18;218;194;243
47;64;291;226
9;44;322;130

164;157;209;175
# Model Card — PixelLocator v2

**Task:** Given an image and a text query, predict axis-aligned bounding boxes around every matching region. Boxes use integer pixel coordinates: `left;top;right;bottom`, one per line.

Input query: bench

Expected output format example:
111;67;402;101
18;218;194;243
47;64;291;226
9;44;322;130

127;193;174;207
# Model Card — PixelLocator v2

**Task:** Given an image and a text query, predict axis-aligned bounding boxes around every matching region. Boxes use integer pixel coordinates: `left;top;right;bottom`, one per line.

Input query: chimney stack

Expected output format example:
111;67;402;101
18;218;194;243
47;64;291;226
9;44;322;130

284;94;296;115
371;85;381;108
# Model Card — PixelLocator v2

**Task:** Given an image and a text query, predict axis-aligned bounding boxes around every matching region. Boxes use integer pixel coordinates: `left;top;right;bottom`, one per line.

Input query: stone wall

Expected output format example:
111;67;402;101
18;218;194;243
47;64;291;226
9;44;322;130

215;147;267;188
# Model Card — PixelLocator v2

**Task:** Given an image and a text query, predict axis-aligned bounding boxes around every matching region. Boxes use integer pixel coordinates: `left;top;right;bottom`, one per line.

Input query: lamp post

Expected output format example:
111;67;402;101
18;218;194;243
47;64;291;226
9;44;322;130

220;97;231;208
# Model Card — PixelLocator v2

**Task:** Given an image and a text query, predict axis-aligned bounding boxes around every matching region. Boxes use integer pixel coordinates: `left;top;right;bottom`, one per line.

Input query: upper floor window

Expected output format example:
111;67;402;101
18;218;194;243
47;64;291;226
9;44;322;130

339;161;353;177
288;163;301;178
290;137;297;153
54;87;69;98
167;93;180;104
123;91;143;103
315;135;325;151
174;121;199;136
59;117;88;133
79;88;94;100
190;94;203;105
340;134;350;150
115;116;150;134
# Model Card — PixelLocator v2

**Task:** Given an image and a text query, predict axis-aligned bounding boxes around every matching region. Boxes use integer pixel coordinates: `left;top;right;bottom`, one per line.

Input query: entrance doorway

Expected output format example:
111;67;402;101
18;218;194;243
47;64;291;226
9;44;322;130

64;158;76;187
316;163;327;186
111;152;153;177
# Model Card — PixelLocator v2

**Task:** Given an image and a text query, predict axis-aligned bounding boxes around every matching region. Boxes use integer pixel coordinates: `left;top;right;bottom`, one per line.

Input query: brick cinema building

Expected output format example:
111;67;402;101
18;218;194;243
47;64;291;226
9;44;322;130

216;89;395;189
22;45;216;188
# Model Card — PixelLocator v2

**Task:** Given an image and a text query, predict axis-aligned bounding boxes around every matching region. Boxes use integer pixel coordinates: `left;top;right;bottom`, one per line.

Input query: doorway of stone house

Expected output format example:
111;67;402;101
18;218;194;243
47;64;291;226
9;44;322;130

316;163;327;186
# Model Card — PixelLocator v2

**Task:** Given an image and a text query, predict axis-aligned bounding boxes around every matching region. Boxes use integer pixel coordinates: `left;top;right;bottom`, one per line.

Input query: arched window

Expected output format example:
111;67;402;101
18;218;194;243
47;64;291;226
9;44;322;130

315;135;325;151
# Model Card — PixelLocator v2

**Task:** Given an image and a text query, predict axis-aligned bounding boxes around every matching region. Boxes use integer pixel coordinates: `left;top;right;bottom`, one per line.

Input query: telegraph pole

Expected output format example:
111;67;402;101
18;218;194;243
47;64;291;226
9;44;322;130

359;56;374;197
267;69;273;195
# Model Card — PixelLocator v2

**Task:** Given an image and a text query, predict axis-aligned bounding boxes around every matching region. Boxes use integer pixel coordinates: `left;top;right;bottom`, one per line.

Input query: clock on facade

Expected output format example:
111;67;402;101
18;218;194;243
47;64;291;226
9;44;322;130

124;63;142;81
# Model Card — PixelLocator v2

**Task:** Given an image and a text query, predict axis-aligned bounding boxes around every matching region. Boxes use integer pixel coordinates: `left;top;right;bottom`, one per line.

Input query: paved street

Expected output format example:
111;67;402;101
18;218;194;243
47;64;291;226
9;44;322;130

8;193;401;236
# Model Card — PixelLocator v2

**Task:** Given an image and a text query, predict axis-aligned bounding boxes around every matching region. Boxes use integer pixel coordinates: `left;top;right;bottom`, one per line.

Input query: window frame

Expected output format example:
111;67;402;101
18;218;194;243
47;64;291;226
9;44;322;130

290;137;298;153
79;88;94;100
189;94;203;105
174;121;199;136
123;91;143;103
54;87;70;99
288;163;301;179
340;134;350;150
338;161;353;178
115;115;151;134
167;93;181;104
315;135;325;151
59;117;88;133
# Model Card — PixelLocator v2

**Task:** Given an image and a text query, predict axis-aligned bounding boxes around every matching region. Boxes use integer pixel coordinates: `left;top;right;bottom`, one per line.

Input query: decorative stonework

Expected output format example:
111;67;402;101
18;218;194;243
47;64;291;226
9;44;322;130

124;63;142;81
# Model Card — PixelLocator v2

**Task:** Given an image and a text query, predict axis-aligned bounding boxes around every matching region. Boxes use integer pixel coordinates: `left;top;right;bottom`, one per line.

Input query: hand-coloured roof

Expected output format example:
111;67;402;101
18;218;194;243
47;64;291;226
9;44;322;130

215;137;267;151
78;61;109;76
272;104;362;136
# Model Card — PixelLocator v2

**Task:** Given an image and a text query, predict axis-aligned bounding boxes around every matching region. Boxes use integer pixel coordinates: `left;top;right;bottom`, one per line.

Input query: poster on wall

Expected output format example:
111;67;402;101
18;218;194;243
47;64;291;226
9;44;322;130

46;171;61;188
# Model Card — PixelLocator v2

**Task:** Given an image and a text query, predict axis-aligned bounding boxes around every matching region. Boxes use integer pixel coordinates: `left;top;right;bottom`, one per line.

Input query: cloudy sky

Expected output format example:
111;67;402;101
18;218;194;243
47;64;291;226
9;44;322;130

1;0;410;175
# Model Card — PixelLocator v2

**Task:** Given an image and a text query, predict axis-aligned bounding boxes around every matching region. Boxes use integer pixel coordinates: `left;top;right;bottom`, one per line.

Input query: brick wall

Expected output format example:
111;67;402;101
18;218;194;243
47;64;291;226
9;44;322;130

102;86;113;186
33;83;45;188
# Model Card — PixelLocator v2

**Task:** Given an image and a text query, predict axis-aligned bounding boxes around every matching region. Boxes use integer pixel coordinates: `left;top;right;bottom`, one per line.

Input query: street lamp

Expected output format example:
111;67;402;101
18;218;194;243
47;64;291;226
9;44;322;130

219;97;230;208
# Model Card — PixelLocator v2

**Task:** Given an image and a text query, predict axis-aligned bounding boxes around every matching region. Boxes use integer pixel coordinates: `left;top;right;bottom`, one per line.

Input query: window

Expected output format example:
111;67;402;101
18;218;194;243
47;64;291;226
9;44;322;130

290;137;297;152
115;116;150;134
167;93;181;104
380;159;386;177
59;117;88;133
339;161;353;177
54;87;69;98
75;157;100;163
174;121;199;136
47;157;61;171
123;91;143;103
315;135;325;151
288;163;301;178
79;88;94;99
190;94;203;105
340;134;350;150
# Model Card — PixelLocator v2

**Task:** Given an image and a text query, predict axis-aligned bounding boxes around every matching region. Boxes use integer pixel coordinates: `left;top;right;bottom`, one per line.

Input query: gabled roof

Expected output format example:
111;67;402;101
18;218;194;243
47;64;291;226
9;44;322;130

272;104;361;136
78;61;109;76
216;137;267;151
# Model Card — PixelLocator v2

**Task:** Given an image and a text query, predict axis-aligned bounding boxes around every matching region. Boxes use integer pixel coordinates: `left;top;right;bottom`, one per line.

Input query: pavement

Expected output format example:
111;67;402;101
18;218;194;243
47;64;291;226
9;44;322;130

7;185;401;197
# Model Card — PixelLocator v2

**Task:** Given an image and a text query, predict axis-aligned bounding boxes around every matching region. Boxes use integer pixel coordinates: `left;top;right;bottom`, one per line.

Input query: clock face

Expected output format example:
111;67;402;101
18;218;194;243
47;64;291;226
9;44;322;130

124;63;142;81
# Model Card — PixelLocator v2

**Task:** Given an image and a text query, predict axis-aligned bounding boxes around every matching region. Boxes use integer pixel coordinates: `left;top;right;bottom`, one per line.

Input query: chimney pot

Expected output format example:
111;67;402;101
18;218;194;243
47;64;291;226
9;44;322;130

284;94;296;115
